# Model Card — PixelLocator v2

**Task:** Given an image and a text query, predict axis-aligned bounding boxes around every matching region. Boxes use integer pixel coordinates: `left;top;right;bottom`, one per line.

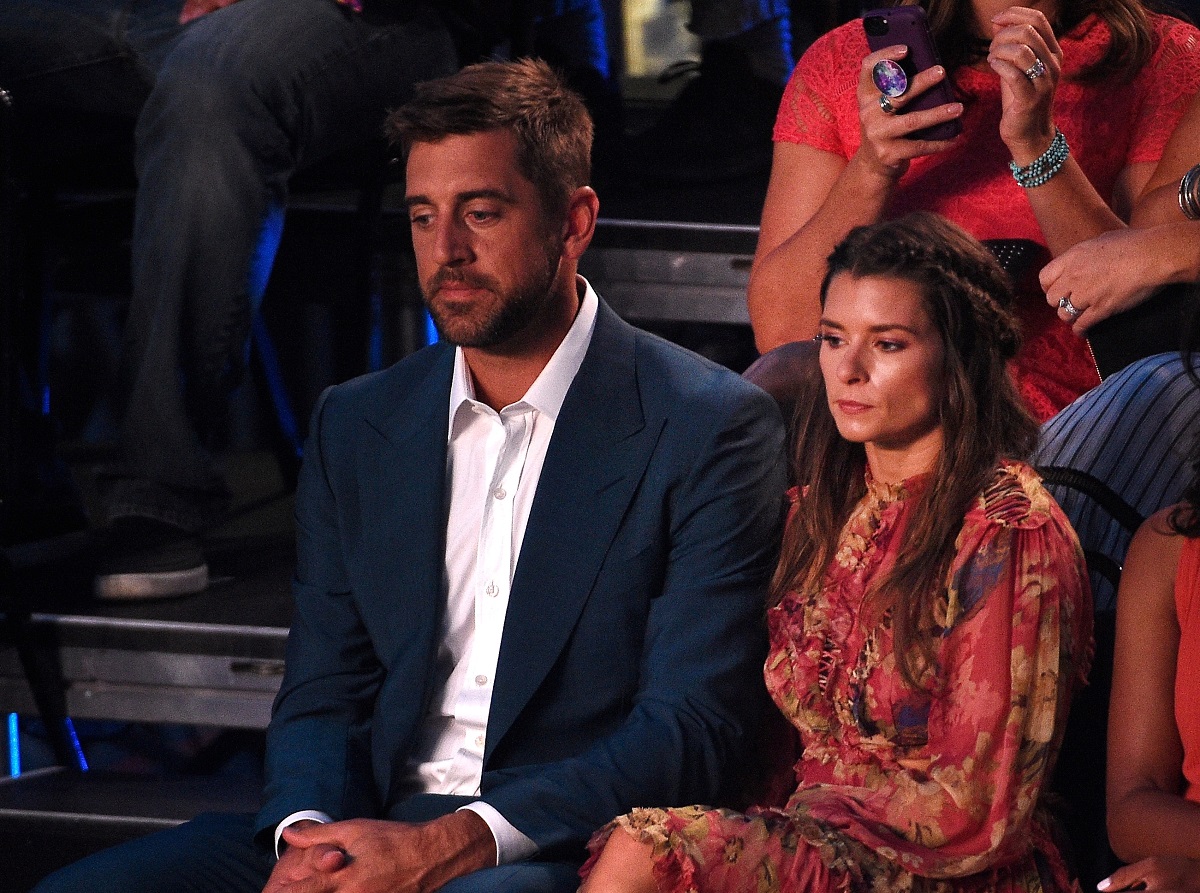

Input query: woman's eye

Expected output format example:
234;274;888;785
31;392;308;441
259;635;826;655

817;333;843;348
877;340;903;352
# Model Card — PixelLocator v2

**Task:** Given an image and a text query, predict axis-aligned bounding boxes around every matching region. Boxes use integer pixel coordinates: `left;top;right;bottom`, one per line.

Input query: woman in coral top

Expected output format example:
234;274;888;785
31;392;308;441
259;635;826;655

748;0;1200;422
580;213;1093;893
1104;349;1200;892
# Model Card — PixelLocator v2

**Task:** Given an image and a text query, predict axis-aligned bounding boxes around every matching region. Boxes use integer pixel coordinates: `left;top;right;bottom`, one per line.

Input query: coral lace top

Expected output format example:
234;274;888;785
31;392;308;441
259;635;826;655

775;13;1200;421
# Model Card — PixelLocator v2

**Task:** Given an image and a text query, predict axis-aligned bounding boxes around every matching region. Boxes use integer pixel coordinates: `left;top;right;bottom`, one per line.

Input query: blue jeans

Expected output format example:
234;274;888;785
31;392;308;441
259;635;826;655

32;811;583;893
1;0;457;530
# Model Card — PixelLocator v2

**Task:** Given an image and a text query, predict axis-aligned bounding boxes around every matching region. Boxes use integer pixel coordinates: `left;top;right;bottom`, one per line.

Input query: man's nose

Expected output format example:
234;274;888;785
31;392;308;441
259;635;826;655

434;218;472;266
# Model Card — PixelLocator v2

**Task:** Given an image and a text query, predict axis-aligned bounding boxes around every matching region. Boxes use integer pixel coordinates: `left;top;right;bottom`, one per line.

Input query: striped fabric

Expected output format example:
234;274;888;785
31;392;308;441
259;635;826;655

1032;353;1200;611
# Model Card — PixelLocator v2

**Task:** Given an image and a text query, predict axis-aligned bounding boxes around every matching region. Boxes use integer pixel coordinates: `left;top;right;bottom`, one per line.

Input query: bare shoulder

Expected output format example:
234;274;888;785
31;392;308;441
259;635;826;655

1128;505;1187;566
1132;505;1187;558
1120;505;1188;615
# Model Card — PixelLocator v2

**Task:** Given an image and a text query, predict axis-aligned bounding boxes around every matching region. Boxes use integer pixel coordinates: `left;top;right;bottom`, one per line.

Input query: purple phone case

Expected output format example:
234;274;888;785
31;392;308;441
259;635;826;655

862;6;961;141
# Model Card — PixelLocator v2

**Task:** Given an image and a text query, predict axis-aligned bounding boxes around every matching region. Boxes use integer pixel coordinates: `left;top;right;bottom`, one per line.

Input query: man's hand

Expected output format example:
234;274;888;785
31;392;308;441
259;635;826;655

264;820;348;892
262;810;497;893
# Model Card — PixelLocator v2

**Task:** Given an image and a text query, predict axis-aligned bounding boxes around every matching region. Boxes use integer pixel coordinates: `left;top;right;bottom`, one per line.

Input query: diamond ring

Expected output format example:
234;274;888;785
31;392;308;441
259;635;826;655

1057;295;1080;318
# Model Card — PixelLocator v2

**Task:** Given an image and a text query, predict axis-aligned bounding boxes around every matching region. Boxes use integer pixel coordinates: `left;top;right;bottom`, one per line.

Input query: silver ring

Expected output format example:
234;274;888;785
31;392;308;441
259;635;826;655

1024;58;1047;80
879;94;897;115
1057;295;1080;318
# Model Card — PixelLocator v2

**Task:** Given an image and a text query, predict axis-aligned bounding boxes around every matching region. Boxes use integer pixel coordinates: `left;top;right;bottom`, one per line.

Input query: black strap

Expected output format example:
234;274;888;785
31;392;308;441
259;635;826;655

1036;465;1146;534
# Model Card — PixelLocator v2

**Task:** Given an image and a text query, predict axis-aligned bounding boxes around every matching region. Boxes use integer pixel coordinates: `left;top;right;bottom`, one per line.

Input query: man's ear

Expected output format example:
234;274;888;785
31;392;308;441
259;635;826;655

560;186;599;261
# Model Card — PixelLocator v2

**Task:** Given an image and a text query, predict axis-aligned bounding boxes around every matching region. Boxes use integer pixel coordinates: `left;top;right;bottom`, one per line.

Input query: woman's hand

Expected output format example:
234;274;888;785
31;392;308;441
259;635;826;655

1039;228;1160;333
989;6;1062;164
1099;856;1200;892
854;45;963;181
1039;223;1200;333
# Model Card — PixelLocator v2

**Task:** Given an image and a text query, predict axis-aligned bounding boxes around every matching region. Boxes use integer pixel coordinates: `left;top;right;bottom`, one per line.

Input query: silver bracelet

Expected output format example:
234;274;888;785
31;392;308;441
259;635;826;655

1009;128;1069;189
1179;163;1200;220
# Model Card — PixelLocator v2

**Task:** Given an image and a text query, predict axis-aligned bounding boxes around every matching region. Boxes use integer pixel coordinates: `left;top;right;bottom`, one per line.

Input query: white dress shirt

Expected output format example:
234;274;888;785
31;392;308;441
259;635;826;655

276;280;599;863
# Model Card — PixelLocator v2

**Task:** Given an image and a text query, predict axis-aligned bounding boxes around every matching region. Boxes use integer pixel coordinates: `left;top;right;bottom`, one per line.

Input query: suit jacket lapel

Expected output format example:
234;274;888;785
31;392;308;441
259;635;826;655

486;303;662;756
357;346;454;757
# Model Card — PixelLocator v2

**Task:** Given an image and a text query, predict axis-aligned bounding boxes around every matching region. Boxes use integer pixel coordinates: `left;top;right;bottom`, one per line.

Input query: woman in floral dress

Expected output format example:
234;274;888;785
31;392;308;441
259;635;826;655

579;213;1093;893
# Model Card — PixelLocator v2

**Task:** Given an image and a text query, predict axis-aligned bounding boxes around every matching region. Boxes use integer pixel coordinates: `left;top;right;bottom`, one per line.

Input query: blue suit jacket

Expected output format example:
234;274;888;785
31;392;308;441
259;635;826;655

256;300;787;861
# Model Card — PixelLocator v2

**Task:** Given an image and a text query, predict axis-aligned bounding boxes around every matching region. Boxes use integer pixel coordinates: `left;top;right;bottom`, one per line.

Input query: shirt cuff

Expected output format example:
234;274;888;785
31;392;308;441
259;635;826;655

458;802;538;865
274;810;333;858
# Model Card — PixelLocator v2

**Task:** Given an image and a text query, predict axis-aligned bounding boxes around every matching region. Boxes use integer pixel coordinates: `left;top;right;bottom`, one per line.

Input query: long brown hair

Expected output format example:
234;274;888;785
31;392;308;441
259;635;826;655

771;213;1039;689
893;0;1157;83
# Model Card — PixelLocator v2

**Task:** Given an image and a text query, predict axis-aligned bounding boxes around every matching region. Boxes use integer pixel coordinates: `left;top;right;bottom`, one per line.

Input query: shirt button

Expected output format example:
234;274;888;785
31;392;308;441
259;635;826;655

485;581;498;597
475;735;485;748
493;486;506;500
475;674;488;686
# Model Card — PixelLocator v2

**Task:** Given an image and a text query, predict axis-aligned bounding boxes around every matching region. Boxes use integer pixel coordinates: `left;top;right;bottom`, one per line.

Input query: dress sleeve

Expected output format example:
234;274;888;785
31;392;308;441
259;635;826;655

798;482;1093;879
1126;16;1200;166
773;25;858;156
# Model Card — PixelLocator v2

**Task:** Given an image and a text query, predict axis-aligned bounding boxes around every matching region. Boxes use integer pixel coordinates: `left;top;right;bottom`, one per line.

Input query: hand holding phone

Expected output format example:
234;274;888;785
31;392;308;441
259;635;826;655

862;6;962;141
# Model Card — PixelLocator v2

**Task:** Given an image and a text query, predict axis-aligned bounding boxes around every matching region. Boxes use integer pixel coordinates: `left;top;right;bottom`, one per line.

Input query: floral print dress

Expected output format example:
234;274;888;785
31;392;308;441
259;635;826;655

585;461;1092;893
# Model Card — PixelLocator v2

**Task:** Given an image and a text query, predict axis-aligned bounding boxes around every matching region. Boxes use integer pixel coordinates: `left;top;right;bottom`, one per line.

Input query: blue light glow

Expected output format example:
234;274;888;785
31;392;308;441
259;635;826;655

64;718;88;772
7;713;18;777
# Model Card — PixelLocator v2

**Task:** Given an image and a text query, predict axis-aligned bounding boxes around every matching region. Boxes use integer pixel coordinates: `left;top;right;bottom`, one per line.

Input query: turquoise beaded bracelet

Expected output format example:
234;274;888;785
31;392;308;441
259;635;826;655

1009;128;1069;189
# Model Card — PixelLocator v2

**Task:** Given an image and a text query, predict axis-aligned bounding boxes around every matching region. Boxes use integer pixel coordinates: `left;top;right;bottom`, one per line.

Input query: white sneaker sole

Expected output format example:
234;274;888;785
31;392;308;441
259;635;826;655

94;565;209;601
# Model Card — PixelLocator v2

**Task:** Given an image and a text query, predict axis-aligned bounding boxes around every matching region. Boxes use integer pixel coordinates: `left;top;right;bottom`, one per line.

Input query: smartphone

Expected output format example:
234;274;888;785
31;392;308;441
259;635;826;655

862;6;962;141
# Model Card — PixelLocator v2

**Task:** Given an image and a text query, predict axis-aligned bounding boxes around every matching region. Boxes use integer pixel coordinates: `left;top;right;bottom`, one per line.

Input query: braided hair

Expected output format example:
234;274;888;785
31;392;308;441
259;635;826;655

771;212;1039;690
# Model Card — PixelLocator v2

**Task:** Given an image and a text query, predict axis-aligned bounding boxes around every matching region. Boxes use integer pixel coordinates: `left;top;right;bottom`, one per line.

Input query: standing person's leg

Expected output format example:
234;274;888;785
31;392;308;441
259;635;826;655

95;0;458;598
32;812;269;893
0;0;187;547
0;0;185;153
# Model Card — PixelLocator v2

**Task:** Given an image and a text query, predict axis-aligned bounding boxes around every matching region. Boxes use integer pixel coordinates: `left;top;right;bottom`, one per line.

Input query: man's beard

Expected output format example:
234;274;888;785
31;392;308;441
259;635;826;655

423;246;561;349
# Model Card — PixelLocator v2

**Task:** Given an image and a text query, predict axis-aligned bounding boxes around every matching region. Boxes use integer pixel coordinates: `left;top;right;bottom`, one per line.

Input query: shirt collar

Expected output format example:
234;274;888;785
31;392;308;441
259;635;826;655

448;276;599;435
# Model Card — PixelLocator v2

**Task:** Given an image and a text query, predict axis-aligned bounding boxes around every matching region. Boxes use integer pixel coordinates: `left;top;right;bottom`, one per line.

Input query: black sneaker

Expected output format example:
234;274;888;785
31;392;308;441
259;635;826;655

94;517;208;600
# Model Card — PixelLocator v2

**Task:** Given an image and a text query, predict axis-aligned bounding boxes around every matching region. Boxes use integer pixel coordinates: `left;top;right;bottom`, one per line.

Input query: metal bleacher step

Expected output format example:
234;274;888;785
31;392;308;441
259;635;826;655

0;766;261;834
0;766;263;891
580;218;759;328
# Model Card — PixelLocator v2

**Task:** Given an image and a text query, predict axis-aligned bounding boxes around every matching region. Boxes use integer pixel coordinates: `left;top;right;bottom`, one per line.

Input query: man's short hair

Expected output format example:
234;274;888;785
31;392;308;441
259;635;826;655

387;58;593;219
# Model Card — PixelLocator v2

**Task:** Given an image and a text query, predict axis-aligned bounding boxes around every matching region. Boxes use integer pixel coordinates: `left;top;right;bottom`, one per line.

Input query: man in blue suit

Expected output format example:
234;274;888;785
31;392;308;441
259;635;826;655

33;58;785;893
